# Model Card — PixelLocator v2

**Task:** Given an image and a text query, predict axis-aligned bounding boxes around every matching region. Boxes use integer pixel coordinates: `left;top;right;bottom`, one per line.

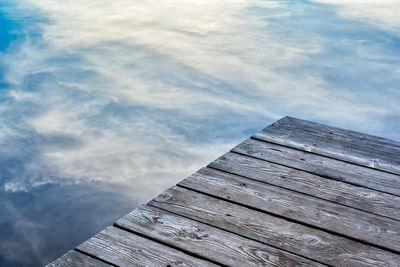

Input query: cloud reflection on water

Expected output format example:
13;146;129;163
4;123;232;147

0;0;399;265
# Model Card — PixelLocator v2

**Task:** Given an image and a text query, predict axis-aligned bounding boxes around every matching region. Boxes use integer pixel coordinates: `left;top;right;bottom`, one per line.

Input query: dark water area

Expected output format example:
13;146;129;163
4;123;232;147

0;182;136;266
0;0;399;266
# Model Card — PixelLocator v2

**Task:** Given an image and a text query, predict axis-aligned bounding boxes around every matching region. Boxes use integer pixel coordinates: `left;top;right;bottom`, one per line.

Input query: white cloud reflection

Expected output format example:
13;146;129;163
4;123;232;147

1;0;399;197
311;0;400;31
1;1;400;266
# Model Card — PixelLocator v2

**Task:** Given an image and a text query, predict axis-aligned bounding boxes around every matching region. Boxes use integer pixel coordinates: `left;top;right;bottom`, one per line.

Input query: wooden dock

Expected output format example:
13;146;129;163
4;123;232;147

46;117;400;267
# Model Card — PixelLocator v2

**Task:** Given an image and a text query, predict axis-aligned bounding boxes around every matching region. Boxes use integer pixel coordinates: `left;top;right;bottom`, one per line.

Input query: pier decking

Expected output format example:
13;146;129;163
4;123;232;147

47;117;400;266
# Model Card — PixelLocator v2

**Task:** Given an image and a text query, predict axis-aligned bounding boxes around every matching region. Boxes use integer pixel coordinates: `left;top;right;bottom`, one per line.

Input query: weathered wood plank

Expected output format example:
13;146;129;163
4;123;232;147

271;117;400;150
254;116;400;175
149;186;400;267
209;152;400;220
179;167;400;252
45;251;112;267
233;138;400;196
76;226;218;267
116;204;325;267
48;116;400;267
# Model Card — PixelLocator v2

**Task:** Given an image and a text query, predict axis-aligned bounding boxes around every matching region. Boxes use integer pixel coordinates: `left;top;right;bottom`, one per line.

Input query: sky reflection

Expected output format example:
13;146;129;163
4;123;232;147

0;0;399;266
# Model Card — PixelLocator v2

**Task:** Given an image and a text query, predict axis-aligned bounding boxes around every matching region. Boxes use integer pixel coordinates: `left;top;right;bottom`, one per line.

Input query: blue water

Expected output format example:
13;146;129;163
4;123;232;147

0;1;399;266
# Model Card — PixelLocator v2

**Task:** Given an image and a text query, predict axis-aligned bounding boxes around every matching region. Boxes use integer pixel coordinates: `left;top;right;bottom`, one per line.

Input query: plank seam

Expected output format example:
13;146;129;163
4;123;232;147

270;118;400;151
116;205;329;267
146;200;331;267
251;135;400;177
146;201;334;267
210;155;400;222
176;184;400;255
112;222;226;267
266;118;400;153
73;248;118;267
234;142;400;198
270;117;400;150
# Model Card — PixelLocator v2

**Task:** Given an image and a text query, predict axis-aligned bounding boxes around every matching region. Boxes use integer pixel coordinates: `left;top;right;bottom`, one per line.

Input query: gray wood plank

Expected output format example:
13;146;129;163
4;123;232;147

76;226;218;267
116;204;326;267
233;138;400;196
149;186;400;267
272;117;400;150
45;251;112;267
254;116;400;175
178;168;400;253
209;152;400;220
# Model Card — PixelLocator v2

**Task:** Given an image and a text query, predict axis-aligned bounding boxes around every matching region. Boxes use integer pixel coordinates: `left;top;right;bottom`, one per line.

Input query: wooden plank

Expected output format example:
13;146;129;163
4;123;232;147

254;116;400;175
233;138;400;196
76;226;217;267
116;204;326;267
149;186;400;267
45;251;112;267
178;168;400;253
271;117;400;150
209;152;400;220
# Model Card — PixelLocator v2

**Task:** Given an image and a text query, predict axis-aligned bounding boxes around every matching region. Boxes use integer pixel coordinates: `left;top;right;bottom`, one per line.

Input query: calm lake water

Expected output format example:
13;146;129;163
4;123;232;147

0;1;399;266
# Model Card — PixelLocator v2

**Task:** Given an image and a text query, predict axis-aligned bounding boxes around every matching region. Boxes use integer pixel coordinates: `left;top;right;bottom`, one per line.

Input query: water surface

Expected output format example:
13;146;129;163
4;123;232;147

0;1;399;266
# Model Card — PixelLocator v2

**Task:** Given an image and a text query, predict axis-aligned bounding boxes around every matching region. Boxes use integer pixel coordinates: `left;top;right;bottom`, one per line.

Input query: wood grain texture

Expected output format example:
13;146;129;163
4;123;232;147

233;138;400;196
49;116;400;267
149;186;400;267
179;167;400;253
253;116;400;175
274;117;400;150
209;152;400;220
45;251;112;267
116;204;325;267
76;226;217;267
